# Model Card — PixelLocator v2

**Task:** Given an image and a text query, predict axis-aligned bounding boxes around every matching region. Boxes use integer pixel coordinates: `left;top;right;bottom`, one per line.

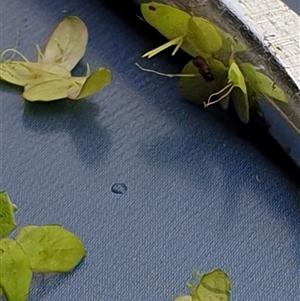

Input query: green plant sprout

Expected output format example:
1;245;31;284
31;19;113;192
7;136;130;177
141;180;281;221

173;269;231;301
0;191;85;301
0;16;111;102
138;2;288;124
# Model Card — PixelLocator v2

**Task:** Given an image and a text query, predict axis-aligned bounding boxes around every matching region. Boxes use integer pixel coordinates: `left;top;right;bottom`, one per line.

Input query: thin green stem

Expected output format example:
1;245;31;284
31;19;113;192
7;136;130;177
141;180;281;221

142;36;184;59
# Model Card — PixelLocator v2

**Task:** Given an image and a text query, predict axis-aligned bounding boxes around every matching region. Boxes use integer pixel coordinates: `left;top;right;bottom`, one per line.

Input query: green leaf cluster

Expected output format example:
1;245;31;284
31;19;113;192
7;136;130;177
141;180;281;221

0;16;111;102
173;269;231;301
0;191;85;301
140;2;288;124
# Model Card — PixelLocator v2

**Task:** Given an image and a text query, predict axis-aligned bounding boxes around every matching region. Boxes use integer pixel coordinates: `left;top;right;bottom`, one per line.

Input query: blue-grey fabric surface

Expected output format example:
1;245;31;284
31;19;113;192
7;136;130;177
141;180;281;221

1;0;299;300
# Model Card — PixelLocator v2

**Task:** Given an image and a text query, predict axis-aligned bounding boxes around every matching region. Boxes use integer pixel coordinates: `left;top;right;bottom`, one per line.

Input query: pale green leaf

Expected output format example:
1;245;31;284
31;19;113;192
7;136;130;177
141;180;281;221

41;16;88;71
0;191;17;238
228;62;247;94
0;238;32;301
140;3;223;58
185;17;223;56
141;2;190;41
239;63;258;89
256;71;287;103
14;225;39;241
75;67;111;99
22;67;111;101
15;225;85;272
195;269;230;301
0;60;71;86
231;87;250;124
238;62;261;107
178;58;227;104
22;77;81;102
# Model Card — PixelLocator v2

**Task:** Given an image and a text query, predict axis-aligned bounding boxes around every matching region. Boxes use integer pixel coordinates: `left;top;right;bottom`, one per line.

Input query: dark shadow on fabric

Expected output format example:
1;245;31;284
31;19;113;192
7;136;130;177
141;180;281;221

27;259;85;300
0;80;23;95
22;99;111;167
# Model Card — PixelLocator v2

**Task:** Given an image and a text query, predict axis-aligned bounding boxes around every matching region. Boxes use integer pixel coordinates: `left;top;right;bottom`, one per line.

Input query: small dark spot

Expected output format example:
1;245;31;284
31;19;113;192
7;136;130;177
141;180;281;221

192;56;214;81
272;82;276;90
111;183;128;195
148;5;156;11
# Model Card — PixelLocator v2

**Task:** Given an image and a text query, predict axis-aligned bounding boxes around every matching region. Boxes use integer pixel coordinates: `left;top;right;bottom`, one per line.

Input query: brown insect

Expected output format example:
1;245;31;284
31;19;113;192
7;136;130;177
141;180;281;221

192;56;214;81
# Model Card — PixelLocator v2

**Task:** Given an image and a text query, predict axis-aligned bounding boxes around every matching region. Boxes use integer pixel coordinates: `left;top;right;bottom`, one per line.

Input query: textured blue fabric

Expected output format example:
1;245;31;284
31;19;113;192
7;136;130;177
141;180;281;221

1;0;299;300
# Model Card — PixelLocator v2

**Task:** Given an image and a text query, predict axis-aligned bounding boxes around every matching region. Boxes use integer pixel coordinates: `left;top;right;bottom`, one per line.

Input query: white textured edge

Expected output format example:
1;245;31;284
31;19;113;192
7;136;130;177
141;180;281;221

221;0;300;90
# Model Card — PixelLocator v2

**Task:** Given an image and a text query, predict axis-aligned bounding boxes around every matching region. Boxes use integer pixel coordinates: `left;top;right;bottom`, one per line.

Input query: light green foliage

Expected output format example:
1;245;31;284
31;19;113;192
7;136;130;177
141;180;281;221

239;62;258;91
41;16;88;71
0;191;17;238
173;269;230;301
185;17;223;57
178;54;251;124
227;62;247;94
140;2;288;124
22;67;111;101
0;15;111;101
140;2;224;58
76;67;112;99
141;2;190;40
0;238;32;301
16;225;85;272
22;77;82;101
194;269;230;301
0;59;71;87
256;71;287;103
178;58;227;103
214;29;246;64
0;191;86;301
216;60;249;123
187;269;230;301
239;63;287;103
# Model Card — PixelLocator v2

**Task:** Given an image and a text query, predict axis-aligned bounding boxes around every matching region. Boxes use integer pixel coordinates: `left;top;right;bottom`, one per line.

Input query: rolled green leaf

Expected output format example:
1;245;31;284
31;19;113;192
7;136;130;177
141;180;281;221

0;238;32;301
41;16;88;71
194;269;230;301
15;225;85;272
0;191;17;239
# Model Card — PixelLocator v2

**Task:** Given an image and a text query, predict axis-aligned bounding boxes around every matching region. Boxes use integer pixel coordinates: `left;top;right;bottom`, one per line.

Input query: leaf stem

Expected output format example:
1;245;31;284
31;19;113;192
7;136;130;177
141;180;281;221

204;83;233;108
1;48;29;62
135;63;196;78
142;36;184;59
